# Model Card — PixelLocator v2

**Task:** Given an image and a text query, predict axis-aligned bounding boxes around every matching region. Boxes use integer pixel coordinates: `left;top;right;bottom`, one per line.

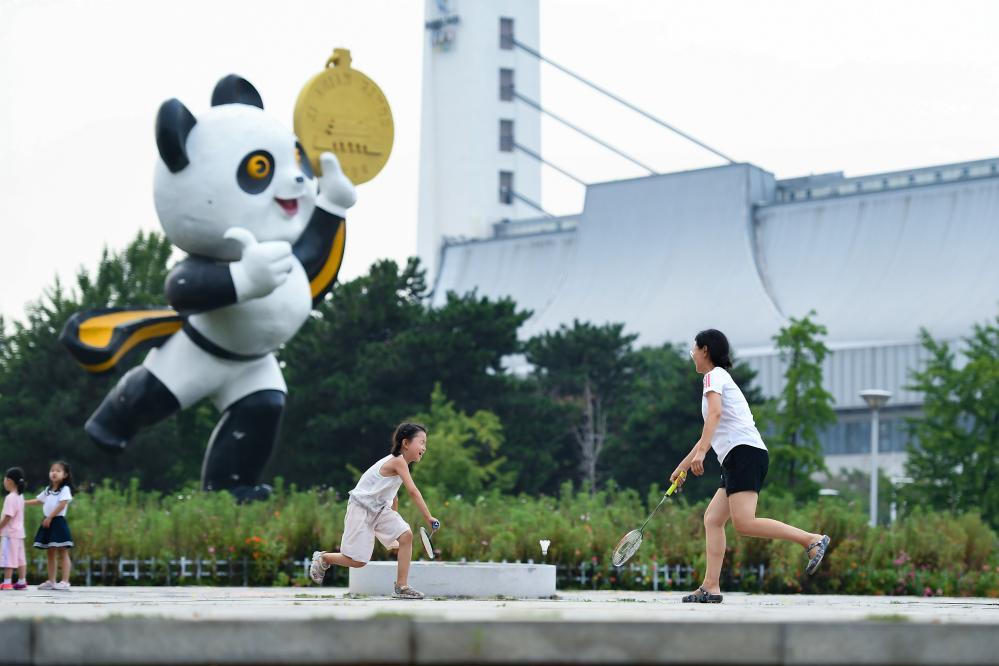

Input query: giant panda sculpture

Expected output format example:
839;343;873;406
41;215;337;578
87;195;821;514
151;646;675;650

61;75;356;502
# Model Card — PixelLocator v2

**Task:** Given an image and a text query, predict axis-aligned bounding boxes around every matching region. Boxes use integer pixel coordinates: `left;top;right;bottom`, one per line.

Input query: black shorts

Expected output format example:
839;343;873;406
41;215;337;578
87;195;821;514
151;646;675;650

718;445;769;496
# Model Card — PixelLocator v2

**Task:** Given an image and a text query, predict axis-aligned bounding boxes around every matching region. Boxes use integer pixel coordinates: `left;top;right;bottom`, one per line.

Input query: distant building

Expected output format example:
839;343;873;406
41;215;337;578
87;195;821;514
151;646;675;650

418;1;999;476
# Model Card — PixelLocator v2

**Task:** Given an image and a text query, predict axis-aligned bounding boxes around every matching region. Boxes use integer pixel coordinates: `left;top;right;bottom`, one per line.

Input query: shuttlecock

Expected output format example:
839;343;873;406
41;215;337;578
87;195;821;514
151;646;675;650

539;539;551;556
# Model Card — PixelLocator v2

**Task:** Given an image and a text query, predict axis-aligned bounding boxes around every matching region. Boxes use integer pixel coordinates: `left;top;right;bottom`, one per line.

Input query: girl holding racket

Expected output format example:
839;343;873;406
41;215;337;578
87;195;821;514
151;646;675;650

671;329;830;603
309;423;439;599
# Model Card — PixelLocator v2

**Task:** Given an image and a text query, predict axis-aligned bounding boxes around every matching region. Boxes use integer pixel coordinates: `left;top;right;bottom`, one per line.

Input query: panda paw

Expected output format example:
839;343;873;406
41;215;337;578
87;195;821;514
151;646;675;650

316;152;357;216
225;227;294;301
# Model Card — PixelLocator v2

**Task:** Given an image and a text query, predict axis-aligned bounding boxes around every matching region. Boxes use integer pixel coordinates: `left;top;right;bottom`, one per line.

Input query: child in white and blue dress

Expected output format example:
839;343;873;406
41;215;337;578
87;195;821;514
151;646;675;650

25;461;75;591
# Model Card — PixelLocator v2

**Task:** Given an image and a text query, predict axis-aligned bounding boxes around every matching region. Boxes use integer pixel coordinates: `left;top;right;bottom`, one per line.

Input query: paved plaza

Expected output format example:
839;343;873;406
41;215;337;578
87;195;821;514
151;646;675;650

2;586;997;623
1;587;997;665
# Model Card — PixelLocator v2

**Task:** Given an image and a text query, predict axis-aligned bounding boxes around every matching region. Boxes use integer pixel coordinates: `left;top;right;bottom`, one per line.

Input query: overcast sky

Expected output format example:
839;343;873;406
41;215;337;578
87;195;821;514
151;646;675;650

2;0;997;323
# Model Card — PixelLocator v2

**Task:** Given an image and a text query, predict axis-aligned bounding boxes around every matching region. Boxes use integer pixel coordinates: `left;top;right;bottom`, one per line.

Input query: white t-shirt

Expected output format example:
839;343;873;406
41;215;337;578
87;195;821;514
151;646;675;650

37;486;73;518
701;367;767;464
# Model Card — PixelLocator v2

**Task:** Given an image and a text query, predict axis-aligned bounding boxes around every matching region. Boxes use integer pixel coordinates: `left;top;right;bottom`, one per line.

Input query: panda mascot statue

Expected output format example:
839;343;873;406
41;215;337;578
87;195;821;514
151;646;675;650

61;75;356;502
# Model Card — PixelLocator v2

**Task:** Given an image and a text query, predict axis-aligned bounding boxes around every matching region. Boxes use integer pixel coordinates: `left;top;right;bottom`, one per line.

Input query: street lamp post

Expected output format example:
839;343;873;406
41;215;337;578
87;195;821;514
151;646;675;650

859;389;892;527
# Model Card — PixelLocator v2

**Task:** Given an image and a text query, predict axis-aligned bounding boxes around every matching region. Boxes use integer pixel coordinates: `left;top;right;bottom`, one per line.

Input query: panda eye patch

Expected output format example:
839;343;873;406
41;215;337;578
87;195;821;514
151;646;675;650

295;142;314;180
237;150;275;194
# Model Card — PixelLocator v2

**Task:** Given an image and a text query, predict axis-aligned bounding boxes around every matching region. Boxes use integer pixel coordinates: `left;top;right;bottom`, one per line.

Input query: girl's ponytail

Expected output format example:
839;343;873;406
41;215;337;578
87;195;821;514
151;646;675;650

390;423;428;456
5;467;26;494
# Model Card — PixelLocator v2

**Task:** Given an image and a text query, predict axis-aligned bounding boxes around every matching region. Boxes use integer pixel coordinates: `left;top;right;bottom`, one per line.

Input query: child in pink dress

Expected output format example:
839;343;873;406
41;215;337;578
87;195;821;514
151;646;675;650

0;467;27;590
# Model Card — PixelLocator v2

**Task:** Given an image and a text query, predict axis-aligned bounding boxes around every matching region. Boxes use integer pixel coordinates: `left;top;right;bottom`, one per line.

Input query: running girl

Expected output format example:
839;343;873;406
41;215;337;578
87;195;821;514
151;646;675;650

672;329;830;603
310;423;439;599
26;461;75;590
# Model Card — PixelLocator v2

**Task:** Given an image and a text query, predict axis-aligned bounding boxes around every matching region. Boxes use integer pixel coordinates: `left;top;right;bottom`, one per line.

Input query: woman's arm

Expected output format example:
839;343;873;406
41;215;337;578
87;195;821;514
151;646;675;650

393;458;438;527
392;496;399;512
0;515;9;530
24;499;42;506
689;392;723;476
671;392;723;481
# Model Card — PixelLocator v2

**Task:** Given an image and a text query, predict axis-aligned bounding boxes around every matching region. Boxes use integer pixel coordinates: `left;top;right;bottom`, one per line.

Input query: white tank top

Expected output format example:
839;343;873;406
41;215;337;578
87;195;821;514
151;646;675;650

348;454;403;513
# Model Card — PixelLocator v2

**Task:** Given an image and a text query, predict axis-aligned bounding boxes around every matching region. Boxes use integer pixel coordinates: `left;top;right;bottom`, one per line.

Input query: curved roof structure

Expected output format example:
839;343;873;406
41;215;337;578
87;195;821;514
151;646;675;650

432;158;999;407
436;163;786;346
754;173;999;346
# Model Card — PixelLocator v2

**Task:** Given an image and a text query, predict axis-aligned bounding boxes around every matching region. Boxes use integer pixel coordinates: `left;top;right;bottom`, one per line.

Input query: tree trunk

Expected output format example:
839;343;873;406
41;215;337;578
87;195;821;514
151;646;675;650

574;378;607;494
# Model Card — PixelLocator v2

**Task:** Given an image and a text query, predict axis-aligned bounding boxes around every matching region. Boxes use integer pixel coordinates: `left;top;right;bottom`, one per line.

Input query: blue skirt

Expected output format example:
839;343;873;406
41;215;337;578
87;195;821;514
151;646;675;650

33;516;74;549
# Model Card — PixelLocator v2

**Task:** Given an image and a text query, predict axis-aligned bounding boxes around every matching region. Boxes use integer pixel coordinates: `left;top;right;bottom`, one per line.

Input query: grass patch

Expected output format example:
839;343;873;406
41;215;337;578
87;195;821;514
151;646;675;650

865;613;911;623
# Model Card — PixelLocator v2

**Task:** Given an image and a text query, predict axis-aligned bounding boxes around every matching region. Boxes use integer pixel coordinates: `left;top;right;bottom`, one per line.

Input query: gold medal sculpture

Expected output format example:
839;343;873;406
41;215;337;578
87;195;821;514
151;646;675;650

294;49;394;184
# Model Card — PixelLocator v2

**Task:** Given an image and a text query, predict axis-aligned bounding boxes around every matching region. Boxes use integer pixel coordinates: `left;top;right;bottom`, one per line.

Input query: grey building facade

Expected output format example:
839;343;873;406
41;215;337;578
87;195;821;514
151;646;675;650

431;158;999;475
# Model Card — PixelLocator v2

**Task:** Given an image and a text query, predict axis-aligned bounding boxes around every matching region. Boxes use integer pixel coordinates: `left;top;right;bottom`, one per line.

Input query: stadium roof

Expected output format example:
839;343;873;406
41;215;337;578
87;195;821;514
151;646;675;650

434;158;999;357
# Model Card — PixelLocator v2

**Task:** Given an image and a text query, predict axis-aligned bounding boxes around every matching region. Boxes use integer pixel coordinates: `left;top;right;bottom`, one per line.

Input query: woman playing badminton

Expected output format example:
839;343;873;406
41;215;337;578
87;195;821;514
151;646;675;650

309;423;439;599
671;329;830;603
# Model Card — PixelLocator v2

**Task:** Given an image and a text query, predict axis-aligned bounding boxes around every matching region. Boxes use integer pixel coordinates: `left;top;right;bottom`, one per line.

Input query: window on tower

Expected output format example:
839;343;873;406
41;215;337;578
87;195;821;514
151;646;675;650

500;68;514;101
499;171;513;204
500;18;514;49
500;120;514;152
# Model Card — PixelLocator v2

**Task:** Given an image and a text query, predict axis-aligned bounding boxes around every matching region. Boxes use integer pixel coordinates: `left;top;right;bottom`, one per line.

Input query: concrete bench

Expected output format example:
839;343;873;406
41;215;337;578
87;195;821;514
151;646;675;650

349;561;556;598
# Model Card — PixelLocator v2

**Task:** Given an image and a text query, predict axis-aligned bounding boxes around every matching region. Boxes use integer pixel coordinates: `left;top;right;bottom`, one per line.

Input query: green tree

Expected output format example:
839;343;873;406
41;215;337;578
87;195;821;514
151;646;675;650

0;231;212;491
525;320;637;490
409;384;512;496
758;311;836;499
274;259;532;491
603;343;763;502
481;375;578;496
903;317;999;526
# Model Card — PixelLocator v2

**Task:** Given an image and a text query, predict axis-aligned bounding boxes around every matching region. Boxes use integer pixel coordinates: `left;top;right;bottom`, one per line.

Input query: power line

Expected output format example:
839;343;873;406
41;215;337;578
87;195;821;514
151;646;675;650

514;91;657;175
513;39;736;165
514;142;588;186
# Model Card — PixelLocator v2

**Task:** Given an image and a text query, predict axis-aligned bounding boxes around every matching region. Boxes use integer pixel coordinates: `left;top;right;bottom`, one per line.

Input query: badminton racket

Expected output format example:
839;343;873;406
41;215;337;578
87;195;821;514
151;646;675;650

611;471;686;566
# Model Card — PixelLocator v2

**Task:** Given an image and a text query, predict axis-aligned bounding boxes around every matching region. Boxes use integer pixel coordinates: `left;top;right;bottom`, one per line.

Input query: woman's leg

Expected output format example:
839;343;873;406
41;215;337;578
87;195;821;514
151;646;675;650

18;565;27;583
728;492;823;552
59;548;71;583
697;489;731;595
394;530;414;588
3;567;11;582
46;549;57;582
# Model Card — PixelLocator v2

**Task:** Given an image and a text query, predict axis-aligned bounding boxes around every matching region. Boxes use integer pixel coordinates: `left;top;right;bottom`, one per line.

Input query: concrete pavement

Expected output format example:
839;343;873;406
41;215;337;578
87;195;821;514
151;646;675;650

1;587;996;664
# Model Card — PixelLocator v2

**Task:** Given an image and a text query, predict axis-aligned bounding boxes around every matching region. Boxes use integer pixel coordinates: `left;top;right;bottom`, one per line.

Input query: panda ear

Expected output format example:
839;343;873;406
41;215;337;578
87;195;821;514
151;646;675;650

211;75;264;109
155;99;197;173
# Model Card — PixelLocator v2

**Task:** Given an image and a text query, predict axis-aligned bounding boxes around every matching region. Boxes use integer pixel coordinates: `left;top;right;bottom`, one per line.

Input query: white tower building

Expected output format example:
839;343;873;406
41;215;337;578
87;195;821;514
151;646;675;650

417;0;541;282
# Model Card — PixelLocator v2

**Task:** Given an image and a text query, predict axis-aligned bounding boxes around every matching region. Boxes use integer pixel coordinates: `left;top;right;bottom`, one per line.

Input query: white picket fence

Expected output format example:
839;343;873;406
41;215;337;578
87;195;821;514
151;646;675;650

26;556;767;590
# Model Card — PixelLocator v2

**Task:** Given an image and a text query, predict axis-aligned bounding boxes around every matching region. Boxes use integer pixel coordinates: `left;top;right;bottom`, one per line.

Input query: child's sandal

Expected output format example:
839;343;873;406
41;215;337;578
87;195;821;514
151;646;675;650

681;586;723;603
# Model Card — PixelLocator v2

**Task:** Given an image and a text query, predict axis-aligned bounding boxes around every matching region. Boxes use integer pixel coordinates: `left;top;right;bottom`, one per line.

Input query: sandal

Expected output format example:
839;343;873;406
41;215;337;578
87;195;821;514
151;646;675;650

805;535;831;575
681;586;723;603
393;583;425;599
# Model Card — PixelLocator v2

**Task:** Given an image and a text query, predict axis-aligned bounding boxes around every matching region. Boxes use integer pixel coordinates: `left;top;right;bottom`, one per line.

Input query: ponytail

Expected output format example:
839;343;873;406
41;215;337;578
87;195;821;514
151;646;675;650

5;467;26;495
390;423;428;456
694;329;733;369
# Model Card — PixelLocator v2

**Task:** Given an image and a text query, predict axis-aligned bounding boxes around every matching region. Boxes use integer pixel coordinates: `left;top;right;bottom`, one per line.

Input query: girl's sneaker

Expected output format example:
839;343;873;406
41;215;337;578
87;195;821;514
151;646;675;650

393;583;424;599
53;581;71;591
37;580;55;590
13;582;27;590
0;583;12;590
309;551;330;584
